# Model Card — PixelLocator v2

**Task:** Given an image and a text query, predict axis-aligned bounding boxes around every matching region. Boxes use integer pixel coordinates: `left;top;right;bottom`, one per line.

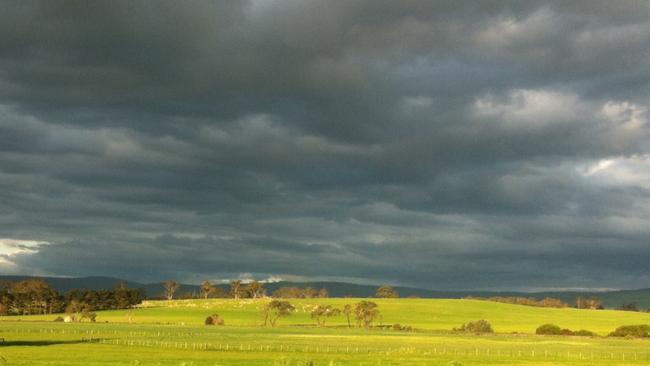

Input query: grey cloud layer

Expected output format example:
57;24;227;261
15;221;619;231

1;1;649;289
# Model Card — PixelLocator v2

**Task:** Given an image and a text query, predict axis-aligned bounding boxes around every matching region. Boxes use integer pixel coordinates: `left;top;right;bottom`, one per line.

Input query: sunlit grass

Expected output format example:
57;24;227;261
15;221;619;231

2;298;650;365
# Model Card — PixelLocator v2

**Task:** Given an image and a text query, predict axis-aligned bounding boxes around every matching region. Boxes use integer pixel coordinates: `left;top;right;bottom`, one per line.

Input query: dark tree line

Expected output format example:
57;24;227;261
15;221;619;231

162;280;269;300
465;296;569;308
0;279;143;316
66;282;143;311
0;278;63;315
271;286;329;298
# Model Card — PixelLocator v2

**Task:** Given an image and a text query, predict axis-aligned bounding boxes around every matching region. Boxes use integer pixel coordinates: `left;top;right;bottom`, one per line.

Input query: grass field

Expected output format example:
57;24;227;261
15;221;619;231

2;298;650;365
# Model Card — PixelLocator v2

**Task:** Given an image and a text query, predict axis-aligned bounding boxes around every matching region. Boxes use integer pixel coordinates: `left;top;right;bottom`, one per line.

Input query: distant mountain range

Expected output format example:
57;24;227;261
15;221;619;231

2;275;649;309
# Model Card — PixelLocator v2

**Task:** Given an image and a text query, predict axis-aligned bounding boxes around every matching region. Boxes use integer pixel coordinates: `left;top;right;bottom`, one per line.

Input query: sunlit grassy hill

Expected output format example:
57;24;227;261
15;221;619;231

7;298;650;335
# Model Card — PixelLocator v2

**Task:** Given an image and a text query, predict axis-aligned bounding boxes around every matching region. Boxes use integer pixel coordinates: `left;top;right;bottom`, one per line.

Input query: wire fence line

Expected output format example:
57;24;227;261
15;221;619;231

3;327;650;362
92;338;650;362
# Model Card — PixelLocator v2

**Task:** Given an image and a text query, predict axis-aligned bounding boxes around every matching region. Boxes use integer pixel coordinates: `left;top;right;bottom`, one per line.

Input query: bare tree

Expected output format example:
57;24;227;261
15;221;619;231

201;281;216;299
230;280;242;299
342;304;353;328
164;280;181;300
247;280;265;298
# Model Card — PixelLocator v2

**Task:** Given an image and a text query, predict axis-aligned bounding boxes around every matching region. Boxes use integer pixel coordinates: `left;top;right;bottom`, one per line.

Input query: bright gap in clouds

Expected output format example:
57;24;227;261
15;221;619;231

0;238;47;266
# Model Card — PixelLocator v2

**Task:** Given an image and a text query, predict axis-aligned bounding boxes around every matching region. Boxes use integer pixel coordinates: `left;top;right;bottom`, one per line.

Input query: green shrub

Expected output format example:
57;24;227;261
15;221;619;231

53;316;64;322
608;325;650;338
536;324;595;336
204;314;224;326
536;324;563;335
573;329;596;336
392;323;413;332
455;319;493;333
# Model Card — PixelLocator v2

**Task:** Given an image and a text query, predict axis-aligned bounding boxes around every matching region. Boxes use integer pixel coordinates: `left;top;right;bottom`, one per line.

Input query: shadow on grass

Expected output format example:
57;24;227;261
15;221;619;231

0;339;104;347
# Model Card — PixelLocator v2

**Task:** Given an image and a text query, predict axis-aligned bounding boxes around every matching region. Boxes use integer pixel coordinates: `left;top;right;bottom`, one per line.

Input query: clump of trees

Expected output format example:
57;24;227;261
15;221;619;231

535;324;595;336
310;305;340;327
262;300;295;327
575;297;603;310
66;282;142;311
454;320;494;334
376;285;399;298
229;280;266;299
0;278;63;315
336;302;382;329
353;301;381;329
608;325;650;338
204;313;225;326
258;300;382;329
465;296;568;308
272;287;329;298
0;279;142;316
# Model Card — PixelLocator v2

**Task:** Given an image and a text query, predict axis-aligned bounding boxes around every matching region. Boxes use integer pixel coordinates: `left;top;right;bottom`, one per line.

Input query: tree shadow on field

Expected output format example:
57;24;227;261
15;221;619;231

0;339;99;347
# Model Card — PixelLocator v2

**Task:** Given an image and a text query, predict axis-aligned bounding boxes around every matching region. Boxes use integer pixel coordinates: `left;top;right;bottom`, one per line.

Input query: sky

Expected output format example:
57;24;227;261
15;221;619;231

1;1;649;291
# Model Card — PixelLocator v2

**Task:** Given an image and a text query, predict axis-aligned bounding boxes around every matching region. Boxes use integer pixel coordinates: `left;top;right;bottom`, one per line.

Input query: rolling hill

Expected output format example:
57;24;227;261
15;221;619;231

2;275;649;309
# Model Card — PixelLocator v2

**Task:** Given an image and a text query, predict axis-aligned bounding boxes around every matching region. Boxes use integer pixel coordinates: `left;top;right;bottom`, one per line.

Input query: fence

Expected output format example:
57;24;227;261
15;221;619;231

95;338;650;362
3;327;650;362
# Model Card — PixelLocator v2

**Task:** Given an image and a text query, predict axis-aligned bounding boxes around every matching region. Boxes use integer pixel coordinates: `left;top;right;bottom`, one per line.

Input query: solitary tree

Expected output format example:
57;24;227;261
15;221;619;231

230;280;242;299
164;280;181;300
311;305;340;327
342;304;353;328
201;281;217;299
376;285;399;298
246;280;265;298
263;300;295;327
353;301;380;329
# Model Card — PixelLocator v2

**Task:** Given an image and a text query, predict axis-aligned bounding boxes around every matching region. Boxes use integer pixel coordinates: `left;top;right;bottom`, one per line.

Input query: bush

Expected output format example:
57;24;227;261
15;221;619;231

536;324;595;336
573;329;596;336
391;323;413;332
53;316;64;322
455;319;493;334
536;324;563;335
608;325;650;338
204;313;225;326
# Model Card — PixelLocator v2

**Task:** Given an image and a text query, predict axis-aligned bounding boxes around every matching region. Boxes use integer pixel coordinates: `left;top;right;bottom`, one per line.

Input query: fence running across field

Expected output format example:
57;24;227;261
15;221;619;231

3;327;649;362
97;338;650;362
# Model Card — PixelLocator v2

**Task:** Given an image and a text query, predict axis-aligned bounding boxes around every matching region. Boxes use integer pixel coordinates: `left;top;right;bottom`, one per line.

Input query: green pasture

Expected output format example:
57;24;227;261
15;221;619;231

10;298;650;335
2;298;650;365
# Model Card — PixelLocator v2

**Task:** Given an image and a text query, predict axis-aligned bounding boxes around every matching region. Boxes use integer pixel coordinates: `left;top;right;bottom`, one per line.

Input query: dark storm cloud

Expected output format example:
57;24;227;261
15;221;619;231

1;1;649;290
